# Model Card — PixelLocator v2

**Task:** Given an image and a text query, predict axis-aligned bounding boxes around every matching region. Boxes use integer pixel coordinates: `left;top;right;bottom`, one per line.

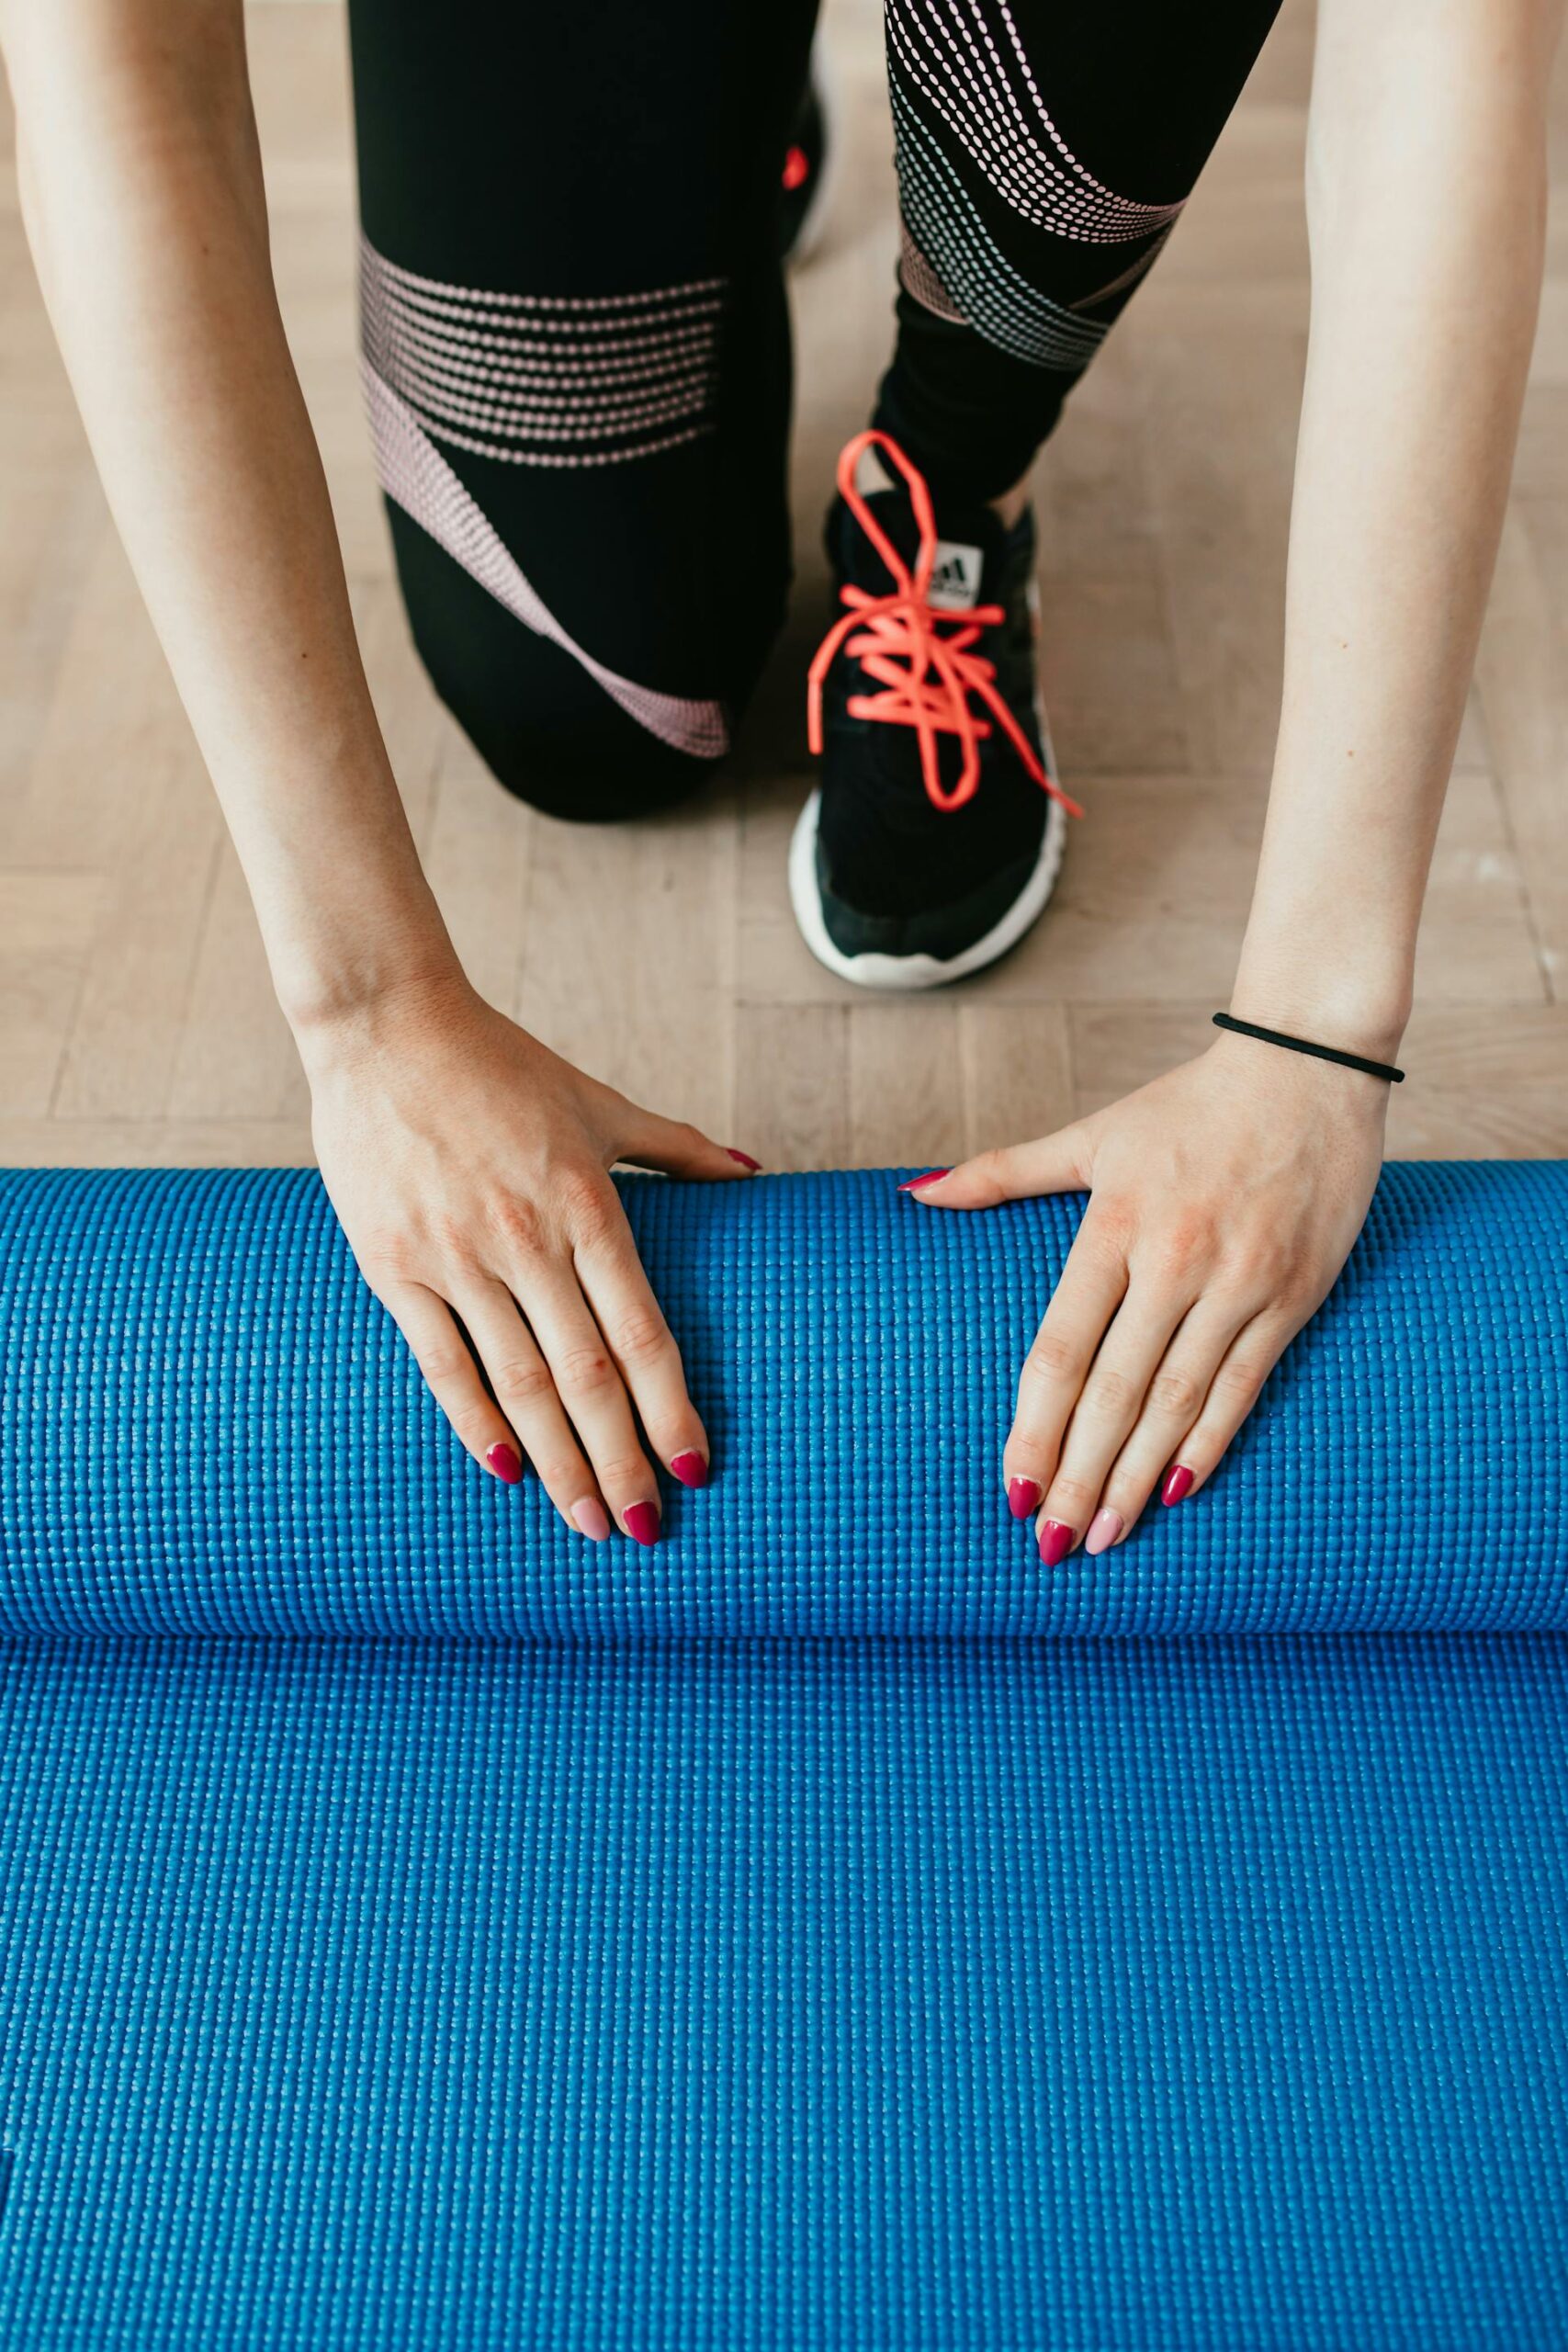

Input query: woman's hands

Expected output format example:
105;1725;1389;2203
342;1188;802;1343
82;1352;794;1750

904;1035;1388;1559
301;974;756;1544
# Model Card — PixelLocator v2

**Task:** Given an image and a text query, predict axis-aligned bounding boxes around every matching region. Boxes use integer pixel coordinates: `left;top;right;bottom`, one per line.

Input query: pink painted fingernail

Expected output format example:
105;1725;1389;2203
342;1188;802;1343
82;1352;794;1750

1086;1507;1123;1556
571;1498;612;1543
727;1148;761;1171
486;1442;523;1486
624;1500;661;1547
671;1450;708;1489
898;1169;951;1193
1008;1477;1042;1521
1038;1519;1075;1568
1161;1464;1195;1508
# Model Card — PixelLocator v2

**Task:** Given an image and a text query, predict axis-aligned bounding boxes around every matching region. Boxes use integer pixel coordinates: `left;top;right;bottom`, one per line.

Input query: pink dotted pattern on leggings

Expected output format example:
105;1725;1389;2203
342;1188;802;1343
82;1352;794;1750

360;237;726;469
363;357;729;762
886;0;1188;245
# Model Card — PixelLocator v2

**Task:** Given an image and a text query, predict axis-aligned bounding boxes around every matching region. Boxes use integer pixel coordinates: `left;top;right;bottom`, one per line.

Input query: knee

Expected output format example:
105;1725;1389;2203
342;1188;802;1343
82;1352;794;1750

452;686;721;826
387;508;737;824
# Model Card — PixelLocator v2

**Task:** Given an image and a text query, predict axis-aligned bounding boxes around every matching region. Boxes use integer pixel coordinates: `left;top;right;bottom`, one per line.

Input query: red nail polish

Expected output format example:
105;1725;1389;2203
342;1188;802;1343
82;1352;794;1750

1008;1476;1042;1521
1038;1520;1075;1568
898;1169;951;1193
624;1501;661;1546
1161;1464;1195;1508
727;1148;761;1171
671;1450;708;1489
486;1442;523;1486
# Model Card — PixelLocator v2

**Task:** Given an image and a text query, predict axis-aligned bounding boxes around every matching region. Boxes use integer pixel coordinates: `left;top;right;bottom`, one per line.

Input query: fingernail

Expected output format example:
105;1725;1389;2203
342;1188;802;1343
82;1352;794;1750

1161;1464;1195;1508
898;1169;951;1193
486;1442;523;1486
571;1498;612;1543
1007;1476;1042;1521
624;1500;661;1547
1038;1519;1075;1568
727;1148;761;1171
1085;1507;1123;1556
671;1450;708;1489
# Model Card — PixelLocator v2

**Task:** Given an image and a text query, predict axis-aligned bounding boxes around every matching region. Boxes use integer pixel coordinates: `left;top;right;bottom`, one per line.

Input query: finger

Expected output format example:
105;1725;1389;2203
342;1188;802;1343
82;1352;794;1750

1085;1295;1253;1551
573;1216;711;1491
616;1102;761;1181
456;1278;612;1541
898;1125;1090;1211
1002;1211;1129;1524
1033;1276;1195;1564
515;1264;663;1544
380;1281;525;1488
1149;1307;1303;1513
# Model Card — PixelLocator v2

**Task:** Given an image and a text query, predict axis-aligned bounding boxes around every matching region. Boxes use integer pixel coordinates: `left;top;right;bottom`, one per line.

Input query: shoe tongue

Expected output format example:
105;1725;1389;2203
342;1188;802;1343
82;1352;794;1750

925;537;986;613
840;449;1002;614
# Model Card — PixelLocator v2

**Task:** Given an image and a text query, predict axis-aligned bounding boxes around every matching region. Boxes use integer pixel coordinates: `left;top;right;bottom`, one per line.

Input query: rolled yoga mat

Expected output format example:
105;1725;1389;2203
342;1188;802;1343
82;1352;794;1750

0;1163;1566;2349
2;1159;1566;1638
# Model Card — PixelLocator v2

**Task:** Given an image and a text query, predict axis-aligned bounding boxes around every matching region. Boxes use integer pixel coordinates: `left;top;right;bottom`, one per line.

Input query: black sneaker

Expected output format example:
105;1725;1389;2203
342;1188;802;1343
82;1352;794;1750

779;47;834;266
795;429;1079;990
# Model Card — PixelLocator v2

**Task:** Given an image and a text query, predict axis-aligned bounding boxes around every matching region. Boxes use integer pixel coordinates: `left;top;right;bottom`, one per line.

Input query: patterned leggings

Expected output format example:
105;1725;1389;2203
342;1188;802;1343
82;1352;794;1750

347;0;1281;818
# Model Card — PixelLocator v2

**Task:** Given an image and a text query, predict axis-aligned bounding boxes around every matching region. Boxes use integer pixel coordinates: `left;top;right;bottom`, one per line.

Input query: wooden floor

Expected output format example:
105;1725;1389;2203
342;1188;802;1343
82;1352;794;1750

2;0;1566;1170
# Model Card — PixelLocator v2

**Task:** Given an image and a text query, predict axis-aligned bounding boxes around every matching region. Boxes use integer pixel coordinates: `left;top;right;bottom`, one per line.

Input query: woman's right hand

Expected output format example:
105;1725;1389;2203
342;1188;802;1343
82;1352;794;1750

299;973;757;1544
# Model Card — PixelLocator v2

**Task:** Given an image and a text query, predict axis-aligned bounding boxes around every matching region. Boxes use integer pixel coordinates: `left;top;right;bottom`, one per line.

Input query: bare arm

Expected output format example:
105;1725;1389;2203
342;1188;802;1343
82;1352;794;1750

3;0;448;1023
1232;0;1560;1056
915;0;1562;1555
1;0;750;1537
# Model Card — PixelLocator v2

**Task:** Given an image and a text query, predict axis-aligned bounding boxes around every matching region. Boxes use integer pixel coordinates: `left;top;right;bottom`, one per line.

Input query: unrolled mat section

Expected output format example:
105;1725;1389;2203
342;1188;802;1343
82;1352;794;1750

1;1635;1566;2351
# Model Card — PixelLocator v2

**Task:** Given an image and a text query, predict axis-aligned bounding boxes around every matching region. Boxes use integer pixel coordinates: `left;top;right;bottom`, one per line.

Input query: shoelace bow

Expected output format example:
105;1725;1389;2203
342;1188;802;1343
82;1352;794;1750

807;429;1084;819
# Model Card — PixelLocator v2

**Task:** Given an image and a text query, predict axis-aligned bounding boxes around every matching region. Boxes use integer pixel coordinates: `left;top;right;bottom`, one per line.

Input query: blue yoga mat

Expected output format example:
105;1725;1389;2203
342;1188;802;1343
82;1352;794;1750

1;1160;1564;1637
1;1164;1566;2349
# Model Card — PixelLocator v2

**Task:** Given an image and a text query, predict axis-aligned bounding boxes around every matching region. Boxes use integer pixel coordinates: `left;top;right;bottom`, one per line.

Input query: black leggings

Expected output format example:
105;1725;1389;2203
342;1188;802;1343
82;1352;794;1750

347;0;1281;820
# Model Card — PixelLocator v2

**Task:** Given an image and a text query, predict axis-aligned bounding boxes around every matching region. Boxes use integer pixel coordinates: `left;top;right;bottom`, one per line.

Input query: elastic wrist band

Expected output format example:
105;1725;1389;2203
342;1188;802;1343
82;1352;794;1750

1212;1012;1404;1084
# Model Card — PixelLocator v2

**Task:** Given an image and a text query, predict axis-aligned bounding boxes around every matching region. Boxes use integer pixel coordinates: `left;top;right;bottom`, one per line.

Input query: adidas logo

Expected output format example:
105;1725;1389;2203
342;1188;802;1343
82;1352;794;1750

926;539;984;613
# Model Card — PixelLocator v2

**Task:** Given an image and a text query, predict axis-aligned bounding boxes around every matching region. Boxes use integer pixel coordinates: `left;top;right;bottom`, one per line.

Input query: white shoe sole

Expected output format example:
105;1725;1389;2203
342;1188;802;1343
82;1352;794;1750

789;788;1066;991
789;596;1066;993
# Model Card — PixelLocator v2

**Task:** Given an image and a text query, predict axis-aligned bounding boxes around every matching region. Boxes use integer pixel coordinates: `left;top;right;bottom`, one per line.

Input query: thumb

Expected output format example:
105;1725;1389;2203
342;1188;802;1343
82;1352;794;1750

899;1125;1091;1210
616;1102;761;1183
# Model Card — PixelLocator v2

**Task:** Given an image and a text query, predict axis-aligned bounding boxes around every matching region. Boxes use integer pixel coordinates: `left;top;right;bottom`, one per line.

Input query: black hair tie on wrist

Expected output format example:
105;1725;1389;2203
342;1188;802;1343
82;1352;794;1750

1212;1012;1405;1085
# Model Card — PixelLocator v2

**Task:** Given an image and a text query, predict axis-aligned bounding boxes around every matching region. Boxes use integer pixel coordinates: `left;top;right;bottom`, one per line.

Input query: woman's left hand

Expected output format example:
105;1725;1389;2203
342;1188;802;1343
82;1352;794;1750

902;1035;1389;1560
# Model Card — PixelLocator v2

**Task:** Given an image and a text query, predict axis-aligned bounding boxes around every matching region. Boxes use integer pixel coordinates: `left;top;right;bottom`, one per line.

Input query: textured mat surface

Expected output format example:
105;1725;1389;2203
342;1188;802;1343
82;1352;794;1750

2;1161;1565;1637
2;1165;1566;2349
2;1635;1567;2352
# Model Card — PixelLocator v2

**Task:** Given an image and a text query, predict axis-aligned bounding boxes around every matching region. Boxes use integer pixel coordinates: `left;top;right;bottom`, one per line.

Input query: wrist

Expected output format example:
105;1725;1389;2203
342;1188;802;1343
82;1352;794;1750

1204;1025;1397;1130
286;953;473;1070
1227;947;1412;1069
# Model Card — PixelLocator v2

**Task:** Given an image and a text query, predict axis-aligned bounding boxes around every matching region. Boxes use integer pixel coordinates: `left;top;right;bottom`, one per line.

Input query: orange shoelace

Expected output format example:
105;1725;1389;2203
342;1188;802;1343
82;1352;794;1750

807;429;1084;819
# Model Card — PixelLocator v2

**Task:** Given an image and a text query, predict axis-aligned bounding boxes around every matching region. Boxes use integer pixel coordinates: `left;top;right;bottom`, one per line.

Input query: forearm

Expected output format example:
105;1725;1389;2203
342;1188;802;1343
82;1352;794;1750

2;0;457;1032
1233;0;1561;1060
